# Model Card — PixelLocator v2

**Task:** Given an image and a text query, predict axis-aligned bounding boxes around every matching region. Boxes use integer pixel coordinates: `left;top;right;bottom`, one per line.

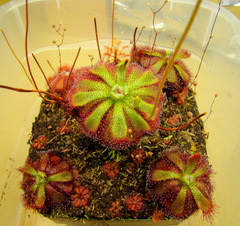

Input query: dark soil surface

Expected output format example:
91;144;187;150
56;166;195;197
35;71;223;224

27;89;207;221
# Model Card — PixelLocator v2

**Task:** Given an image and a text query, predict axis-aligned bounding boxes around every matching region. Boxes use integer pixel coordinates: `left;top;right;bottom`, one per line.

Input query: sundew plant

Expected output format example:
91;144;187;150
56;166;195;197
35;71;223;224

0;0;225;223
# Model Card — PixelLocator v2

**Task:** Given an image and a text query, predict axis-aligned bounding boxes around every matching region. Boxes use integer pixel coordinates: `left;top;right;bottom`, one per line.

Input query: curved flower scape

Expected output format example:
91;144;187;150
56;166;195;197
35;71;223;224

19;151;78;210
70;60;164;149
147;148;215;220
131;47;192;104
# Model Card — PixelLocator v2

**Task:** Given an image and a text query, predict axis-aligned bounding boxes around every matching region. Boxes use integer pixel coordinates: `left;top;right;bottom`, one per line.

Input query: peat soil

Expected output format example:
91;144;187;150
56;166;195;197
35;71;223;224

27;89;207;221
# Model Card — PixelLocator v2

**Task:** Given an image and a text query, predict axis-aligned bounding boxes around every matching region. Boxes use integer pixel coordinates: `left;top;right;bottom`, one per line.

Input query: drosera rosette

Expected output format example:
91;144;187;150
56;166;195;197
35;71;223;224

31;135;48;150
147;147;215;221
108;200;123;216
47;65;74;97
18;151;79;211
103;161;120;179
125;195;144;213
68;59;165;150
47;65;90;107
71;186;91;208
131;46;192;104
151;209;165;223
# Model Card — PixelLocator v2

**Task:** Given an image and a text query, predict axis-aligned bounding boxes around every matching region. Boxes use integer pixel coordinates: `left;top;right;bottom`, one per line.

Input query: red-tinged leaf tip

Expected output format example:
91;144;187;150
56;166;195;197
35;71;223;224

35;184;46;209
185;153;202;174
190;185;213;214
19;164;38;177
176;49;191;59
171;186;187;216
47;171;72;182
38;153;50;171
49;155;61;165
167;152;186;172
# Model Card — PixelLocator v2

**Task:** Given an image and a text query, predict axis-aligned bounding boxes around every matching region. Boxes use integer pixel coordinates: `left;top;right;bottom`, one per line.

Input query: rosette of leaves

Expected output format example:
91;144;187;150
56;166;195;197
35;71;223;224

48;66;89;104
147;148;215;220
70;60;164;149
131;47;192;103
19;151;78;210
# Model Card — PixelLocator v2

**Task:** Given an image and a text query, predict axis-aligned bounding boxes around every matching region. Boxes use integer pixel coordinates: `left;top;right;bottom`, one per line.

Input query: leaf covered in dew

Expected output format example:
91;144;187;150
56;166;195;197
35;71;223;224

130;46;192;104
69;60;164;150
147;148;215;220
19;151;78;210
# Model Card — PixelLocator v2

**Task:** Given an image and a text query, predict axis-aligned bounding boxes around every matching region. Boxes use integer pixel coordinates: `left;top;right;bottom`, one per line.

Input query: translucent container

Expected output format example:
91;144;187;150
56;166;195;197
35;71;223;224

0;0;240;225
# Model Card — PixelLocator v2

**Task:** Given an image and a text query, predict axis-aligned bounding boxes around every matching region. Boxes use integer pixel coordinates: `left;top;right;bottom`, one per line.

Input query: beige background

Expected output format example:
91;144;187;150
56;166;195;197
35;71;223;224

0;0;239;18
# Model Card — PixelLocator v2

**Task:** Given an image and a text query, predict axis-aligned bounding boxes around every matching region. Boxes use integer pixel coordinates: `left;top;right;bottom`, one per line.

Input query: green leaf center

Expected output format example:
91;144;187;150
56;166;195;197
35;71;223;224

110;84;128;101
180;174;195;186
36;171;47;186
